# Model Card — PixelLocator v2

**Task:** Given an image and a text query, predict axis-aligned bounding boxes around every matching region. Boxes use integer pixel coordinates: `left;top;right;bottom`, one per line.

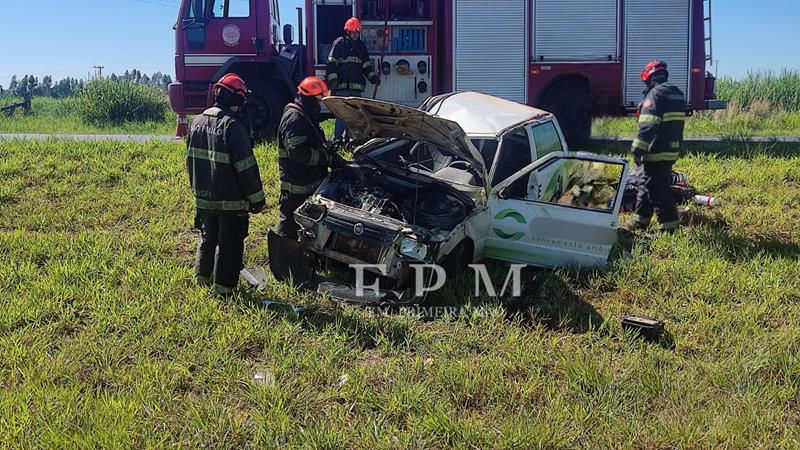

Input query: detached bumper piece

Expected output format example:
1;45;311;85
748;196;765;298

267;230;315;287
317;281;416;307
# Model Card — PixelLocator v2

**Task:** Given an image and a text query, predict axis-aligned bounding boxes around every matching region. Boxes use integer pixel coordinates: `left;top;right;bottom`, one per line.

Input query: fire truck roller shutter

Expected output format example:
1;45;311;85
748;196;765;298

534;0;619;61
624;0;691;106
454;0;528;104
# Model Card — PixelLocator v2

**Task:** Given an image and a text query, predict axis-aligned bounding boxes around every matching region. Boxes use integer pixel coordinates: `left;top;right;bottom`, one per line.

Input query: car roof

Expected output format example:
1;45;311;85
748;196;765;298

428;91;551;137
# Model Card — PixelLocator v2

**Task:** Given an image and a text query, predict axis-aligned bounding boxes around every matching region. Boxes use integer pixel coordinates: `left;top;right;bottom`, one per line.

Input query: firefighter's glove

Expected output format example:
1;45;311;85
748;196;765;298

632;152;644;166
370;75;381;86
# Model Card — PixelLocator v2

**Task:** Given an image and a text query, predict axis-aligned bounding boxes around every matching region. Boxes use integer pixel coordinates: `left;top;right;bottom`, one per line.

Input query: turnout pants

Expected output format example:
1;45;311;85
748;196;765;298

276;191;309;240
633;162;679;231
195;212;249;294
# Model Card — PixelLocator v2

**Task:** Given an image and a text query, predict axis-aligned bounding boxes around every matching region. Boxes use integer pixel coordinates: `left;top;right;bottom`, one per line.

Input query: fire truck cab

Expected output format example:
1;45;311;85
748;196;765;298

169;0;306;139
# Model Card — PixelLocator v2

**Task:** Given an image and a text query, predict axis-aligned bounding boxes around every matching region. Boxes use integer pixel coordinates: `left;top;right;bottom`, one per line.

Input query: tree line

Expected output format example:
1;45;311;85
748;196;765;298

0;70;173;99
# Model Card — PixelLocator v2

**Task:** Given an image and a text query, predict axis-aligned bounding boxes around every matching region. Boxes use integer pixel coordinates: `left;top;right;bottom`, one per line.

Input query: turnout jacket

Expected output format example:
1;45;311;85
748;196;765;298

326;36;376;92
631;82;687;163
277;103;331;194
186;106;266;214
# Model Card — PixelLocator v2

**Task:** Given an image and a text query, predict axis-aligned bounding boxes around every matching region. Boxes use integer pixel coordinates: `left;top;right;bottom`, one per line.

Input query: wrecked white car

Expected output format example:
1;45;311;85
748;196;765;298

273;92;630;304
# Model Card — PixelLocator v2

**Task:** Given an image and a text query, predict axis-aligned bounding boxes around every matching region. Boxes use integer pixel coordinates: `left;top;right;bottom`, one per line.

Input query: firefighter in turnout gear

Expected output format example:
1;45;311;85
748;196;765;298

187;73;266;296
327;17;380;140
276;77;338;239
624;60;687;233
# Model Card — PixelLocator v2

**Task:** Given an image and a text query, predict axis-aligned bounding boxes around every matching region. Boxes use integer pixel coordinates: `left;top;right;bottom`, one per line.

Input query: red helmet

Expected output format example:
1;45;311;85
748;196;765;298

214;73;248;100
641;60;668;82
344;17;362;33
298;76;330;98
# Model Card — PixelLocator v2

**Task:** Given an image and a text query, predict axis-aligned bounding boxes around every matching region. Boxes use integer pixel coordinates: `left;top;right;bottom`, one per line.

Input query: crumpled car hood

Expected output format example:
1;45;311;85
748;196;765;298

323;96;488;180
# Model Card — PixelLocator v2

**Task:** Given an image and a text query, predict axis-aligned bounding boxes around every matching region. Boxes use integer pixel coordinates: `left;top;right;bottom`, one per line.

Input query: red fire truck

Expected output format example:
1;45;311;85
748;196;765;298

169;0;724;141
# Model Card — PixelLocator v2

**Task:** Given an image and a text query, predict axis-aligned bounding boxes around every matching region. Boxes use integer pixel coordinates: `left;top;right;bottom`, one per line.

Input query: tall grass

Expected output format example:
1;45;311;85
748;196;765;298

717;69;800;112
75;79;169;126
0;97;176;135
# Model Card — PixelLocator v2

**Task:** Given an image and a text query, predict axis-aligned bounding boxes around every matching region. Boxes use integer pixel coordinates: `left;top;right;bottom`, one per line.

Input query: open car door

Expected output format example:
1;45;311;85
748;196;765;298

485;152;629;268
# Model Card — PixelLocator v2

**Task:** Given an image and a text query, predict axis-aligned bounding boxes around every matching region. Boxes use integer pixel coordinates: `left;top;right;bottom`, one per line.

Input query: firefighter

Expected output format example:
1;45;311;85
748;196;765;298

275;76;338;240
187;73;266;296
624;60;687;233
326;16;380;140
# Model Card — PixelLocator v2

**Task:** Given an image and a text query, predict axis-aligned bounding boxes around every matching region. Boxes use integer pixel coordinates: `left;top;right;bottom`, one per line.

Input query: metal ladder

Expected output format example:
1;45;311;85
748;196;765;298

704;0;714;68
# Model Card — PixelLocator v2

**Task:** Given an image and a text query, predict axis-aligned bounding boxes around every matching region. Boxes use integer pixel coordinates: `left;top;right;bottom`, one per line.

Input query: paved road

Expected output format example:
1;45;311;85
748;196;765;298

1;133;798;143
0;134;175;142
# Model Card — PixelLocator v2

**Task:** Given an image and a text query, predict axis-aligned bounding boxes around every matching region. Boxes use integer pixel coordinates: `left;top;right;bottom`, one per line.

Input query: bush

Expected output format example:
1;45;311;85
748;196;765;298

33;96;78;117
76;79;169;126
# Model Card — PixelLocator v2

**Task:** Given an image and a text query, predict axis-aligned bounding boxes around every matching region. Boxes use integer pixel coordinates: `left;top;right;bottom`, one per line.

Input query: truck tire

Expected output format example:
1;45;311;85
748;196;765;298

244;80;285;143
538;76;592;146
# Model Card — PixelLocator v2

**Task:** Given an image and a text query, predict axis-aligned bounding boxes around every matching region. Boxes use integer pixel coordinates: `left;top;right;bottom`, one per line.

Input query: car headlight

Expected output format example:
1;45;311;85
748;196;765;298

296;202;327;230
399;237;428;261
298;202;327;221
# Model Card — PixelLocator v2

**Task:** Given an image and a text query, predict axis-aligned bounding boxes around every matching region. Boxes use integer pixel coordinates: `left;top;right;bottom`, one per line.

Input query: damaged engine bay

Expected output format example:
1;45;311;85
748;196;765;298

316;162;474;235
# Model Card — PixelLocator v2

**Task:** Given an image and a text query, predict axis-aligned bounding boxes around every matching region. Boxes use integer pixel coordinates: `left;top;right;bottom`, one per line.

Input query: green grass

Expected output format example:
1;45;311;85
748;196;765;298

595;70;800;138
593;108;800;138
0;96;176;135
1;138;799;448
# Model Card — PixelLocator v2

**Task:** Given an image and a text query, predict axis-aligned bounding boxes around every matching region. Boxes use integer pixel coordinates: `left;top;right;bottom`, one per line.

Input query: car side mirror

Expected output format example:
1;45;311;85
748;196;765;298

283;24;294;45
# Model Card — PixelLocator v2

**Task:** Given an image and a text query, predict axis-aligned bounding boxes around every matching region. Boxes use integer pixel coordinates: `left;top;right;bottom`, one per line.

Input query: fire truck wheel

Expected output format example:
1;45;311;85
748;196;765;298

244;80;283;142
538;76;591;146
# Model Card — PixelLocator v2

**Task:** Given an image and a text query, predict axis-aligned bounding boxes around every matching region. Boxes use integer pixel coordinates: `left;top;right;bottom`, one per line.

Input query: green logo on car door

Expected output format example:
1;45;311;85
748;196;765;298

493;209;526;241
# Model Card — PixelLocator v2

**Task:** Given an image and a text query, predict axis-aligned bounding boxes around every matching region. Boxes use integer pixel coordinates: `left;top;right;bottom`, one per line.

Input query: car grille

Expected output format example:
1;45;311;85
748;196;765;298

328;233;385;264
325;212;398;245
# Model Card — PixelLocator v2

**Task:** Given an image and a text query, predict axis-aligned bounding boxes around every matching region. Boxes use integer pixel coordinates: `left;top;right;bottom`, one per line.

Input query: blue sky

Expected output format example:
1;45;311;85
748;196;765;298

0;0;796;88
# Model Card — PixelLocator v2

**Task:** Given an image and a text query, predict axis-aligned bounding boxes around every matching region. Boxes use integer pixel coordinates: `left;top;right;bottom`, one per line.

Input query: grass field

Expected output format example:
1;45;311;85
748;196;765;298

593;107;800;139
0;97;175;135
1;138;799;448
594;70;800;139
594;109;800;138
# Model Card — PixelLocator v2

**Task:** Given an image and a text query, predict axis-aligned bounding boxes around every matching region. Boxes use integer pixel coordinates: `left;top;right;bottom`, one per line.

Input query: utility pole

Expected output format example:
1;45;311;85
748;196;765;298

93;65;104;79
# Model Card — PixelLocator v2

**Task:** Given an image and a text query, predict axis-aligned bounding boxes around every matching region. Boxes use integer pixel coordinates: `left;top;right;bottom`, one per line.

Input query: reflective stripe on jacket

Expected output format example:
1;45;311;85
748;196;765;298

186;106;265;214
326;36;375;93
632;82;687;163
277;103;331;194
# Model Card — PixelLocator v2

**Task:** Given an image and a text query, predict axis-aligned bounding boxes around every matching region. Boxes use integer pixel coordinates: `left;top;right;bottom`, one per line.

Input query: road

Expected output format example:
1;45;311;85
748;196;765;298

0;133;798;143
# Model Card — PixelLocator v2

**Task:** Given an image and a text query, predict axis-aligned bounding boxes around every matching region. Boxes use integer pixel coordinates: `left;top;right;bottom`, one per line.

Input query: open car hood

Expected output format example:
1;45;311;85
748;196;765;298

323;97;487;178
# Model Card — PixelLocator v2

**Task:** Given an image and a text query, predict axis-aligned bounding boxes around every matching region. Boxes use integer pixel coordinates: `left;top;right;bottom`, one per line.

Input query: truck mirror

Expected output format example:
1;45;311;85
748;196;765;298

283;24;294;45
